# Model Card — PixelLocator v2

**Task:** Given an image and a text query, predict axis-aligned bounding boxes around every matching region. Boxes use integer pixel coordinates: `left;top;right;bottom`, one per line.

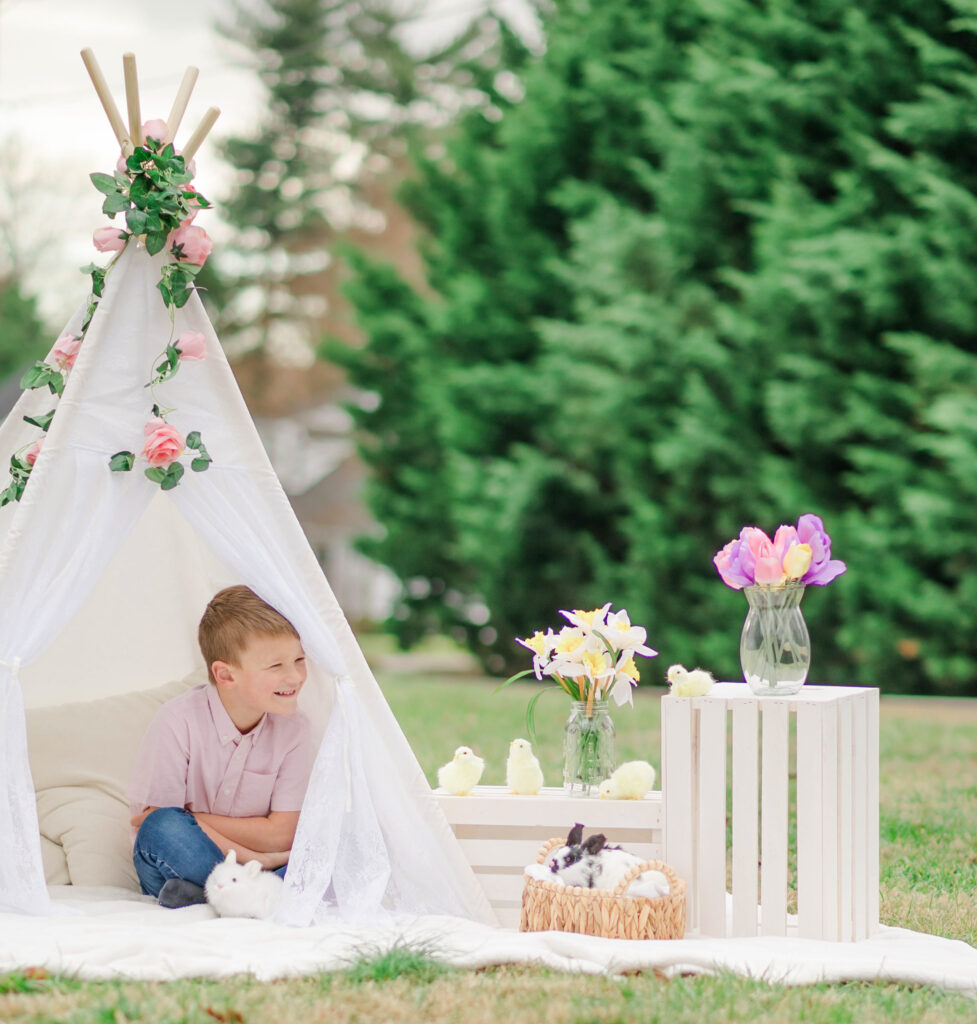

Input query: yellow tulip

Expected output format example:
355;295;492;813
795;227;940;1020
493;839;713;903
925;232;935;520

783;543;813;579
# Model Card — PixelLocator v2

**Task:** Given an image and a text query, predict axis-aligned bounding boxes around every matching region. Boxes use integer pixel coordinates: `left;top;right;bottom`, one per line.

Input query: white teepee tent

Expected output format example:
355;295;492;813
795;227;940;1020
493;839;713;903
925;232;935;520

0;58;494;926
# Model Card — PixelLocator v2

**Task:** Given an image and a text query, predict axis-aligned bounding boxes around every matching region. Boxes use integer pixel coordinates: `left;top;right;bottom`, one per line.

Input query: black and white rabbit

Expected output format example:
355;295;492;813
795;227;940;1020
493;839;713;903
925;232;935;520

547;823;663;892
205;849;284;919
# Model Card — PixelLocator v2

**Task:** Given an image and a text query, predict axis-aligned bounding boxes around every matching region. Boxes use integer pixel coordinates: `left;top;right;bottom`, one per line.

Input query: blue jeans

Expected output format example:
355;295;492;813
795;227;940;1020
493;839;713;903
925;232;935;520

133;807;286;898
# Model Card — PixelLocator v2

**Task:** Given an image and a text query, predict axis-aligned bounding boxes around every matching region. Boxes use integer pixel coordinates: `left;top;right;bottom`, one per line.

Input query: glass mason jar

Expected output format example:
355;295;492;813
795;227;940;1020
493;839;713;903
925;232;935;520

563;700;615;796
739;581;811;696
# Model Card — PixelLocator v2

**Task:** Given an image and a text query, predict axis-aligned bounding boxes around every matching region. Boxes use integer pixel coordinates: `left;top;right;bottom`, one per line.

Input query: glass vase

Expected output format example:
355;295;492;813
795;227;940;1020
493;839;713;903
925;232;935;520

563;700;615;796
739;582;811;696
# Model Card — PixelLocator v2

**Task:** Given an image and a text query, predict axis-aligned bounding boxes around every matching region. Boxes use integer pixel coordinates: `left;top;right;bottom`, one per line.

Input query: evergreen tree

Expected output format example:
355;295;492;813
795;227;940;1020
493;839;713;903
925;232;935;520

342;0;977;693
215;0;529;365
0;277;46;384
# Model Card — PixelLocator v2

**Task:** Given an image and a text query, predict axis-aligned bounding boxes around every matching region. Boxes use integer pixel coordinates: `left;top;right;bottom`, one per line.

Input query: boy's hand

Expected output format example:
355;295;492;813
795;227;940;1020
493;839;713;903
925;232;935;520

259;850;290;871
130;806;159;829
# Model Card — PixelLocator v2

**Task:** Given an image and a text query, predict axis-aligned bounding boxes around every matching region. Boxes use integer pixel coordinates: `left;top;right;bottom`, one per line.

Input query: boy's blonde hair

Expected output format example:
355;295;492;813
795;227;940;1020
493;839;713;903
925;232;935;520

199;585;299;683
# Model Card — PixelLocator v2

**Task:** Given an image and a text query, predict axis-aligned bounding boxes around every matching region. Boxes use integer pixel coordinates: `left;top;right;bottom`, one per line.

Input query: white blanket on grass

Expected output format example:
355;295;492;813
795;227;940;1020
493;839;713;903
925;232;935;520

1;886;976;994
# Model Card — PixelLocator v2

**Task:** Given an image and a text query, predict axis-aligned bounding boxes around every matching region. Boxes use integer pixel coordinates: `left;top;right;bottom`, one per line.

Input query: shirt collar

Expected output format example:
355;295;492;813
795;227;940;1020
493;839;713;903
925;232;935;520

206;684;268;745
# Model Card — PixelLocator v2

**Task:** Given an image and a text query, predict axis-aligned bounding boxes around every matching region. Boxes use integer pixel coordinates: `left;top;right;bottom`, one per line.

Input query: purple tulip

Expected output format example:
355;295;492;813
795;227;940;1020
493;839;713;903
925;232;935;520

796;513;846;586
713;536;754;589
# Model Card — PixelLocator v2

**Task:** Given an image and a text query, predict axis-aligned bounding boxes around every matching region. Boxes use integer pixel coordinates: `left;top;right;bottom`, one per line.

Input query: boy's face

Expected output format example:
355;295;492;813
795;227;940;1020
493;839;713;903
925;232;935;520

214;633;307;724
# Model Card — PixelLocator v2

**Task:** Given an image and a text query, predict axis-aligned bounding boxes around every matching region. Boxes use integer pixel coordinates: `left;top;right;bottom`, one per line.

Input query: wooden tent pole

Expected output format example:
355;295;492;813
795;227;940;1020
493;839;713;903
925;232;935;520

181;106;221;162
122;52;142;148
166;67;199;144
79;48;131;154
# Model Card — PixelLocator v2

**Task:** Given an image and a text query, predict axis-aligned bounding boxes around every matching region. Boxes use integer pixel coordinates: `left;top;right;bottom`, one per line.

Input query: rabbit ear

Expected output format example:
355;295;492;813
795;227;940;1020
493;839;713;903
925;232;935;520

225;849;238;865
567;823;584;846
583;833;607;855
245;860;262;879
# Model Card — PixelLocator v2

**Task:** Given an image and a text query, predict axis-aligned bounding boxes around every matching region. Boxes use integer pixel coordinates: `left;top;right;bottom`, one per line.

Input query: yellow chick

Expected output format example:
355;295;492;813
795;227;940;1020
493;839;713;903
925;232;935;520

666;663;715;697
506;738;544;795
437;746;485;795
599;760;657;799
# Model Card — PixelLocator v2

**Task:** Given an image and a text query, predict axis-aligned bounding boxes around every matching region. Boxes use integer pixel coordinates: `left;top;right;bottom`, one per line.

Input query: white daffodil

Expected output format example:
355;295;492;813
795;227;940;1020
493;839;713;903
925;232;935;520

603;610;657;658
580;648;615;684
604;652;641;707
559;603;612;633
516;629;556;679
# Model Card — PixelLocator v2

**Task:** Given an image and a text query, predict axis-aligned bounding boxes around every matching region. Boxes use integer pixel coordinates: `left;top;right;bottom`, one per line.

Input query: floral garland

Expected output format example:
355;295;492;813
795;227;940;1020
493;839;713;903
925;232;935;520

0;119;215;506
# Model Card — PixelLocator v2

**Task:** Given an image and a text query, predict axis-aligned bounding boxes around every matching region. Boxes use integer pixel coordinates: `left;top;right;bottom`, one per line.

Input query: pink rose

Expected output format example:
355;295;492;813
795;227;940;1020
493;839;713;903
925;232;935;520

141;417;186;468
175;330;206;361
47;332;83;370
169;224;213;266
93;226;127;252
179;184;203;227
141;118;170;146
24;439;43;467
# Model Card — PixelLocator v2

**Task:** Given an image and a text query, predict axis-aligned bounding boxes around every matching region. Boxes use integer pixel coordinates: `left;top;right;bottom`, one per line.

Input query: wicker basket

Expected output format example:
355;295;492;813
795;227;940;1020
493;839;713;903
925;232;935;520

519;838;686;940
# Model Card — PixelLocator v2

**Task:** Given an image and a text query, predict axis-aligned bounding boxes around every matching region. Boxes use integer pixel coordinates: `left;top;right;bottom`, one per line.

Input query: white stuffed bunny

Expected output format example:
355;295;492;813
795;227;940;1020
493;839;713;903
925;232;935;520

205;850;284;920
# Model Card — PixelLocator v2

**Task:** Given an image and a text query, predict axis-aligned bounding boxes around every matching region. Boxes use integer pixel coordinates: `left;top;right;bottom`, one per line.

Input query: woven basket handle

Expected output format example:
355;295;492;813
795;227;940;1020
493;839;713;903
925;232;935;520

535;838;567;864
611;858;681;898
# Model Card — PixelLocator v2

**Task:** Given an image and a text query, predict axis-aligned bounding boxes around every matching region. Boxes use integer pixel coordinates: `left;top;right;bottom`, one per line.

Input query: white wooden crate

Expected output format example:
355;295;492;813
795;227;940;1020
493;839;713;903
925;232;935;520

662;683;879;941
434;785;663;928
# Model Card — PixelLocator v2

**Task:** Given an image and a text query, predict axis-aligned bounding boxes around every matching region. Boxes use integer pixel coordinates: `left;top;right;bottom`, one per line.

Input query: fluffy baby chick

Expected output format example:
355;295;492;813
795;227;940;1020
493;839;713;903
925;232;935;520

599;760;657;800
506;738;544;795
667;663;716;697
437;745;485;795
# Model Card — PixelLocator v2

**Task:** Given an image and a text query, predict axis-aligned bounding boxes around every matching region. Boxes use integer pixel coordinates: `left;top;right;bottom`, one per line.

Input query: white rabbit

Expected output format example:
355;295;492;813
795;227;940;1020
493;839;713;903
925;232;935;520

205;850;284;920
546;826;670;895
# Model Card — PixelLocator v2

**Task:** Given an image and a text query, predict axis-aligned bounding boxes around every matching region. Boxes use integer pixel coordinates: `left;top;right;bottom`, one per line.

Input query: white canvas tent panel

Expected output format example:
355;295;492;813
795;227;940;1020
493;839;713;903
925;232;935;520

0;243;495;927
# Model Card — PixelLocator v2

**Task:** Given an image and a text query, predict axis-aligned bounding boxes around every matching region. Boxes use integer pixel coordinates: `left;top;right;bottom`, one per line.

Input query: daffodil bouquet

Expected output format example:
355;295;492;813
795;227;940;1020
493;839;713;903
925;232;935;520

499;605;658;741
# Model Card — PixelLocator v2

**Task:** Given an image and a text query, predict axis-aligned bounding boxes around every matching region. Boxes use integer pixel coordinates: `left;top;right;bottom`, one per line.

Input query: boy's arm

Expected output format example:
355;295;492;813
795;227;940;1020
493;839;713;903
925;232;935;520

130;806;291;870
194;815;291;870
192;810;300;854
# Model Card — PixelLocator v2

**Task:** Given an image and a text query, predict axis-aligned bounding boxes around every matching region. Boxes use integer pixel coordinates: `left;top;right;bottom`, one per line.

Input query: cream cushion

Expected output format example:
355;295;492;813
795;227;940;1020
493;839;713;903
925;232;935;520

26;669;208;890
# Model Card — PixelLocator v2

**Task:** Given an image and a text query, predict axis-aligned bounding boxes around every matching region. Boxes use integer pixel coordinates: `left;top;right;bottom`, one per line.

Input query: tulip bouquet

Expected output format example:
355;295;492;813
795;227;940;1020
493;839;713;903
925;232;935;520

714;514;845;695
713;514;846;590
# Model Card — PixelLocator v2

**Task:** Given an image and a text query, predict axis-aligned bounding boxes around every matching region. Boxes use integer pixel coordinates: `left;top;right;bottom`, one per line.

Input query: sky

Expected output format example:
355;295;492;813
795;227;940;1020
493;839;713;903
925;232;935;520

0;0;539;323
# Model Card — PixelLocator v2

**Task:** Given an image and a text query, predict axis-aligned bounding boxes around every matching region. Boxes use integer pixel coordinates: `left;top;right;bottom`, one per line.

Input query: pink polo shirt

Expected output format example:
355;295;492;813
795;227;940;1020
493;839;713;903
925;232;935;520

128;684;314;821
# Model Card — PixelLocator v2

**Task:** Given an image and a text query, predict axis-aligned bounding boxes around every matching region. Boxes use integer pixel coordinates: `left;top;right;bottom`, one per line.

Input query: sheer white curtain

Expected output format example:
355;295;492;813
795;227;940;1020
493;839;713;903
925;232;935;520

0;453;152;913
175;474;496;925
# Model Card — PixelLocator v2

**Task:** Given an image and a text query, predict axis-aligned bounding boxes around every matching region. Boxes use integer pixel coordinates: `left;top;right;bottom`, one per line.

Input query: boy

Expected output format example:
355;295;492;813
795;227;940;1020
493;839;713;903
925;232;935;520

129;585;313;908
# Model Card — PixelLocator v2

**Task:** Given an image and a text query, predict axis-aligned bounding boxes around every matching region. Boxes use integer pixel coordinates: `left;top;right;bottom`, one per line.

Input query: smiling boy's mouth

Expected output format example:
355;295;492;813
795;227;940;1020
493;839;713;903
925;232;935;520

274;688;297;697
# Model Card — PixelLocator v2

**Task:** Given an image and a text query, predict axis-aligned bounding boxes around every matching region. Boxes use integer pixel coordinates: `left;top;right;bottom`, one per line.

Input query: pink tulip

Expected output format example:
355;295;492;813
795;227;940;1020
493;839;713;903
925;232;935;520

175;330;206;362
754;555;786;586
742;527;774;562
47;332;83;370
142;417;186;468
772;524;798;561
93;226;127;252
169;225;213;266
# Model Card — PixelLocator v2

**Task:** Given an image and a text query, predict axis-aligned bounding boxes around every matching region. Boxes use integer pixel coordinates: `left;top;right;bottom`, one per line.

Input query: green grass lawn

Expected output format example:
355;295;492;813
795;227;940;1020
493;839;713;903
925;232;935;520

2;653;976;1024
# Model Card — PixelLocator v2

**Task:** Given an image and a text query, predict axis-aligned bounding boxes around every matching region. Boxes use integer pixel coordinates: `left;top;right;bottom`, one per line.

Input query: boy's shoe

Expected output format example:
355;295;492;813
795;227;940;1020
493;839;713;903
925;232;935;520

158;878;208;909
